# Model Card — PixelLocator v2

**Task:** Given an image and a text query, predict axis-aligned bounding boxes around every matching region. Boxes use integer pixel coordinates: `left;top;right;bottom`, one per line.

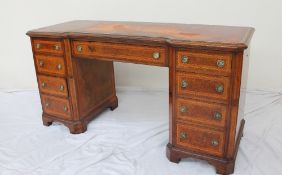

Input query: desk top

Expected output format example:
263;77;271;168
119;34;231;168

27;20;254;50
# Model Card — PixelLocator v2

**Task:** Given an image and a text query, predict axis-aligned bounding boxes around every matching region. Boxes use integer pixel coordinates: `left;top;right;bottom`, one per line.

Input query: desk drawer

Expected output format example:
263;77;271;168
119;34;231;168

176;72;230;101
176;123;225;157
35;55;66;76
33;39;64;55
176;50;232;75
38;75;68;97
176;98;227;128
72;41;166;66
41;95;71;120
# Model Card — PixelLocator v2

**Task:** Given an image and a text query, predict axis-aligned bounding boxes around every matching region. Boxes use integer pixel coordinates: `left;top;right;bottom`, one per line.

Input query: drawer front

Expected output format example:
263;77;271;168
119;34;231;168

72;41;166;66
176;98;227;128
38;75;68;97
176;50;232;75
41;95;71;120
176;72;230;101
176;123;225;157
35;55;66;76
33;39;64;55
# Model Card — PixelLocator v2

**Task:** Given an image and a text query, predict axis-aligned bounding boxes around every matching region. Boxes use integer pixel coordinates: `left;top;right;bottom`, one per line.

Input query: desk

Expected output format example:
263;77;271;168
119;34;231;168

27;20;254;175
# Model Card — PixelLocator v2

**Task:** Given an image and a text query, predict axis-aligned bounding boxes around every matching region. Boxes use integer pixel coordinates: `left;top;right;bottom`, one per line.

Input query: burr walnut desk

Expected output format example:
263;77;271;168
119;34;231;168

27;20;254;175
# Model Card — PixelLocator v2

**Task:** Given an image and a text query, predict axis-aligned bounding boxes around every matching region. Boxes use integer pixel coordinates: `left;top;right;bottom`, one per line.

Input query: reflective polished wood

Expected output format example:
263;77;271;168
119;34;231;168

27;20;254;175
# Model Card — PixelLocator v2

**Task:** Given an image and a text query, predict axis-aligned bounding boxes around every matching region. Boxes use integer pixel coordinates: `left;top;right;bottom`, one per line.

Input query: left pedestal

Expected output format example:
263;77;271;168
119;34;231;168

30;37;118;134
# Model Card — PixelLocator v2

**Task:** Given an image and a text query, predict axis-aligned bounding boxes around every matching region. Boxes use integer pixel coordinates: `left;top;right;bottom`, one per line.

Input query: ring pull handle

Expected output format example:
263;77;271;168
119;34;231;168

152;52;160;59
57;64;62;70
215;84;224;93
214;112;222;120
39;60;44;67
54;45;61;50
181;80;188;88
35;43;41;49
59;85;64;91
77;45;83;52
181;56;189;63
180;106;188;113
180;131;187;140
217;59;225;68
211;139;219;146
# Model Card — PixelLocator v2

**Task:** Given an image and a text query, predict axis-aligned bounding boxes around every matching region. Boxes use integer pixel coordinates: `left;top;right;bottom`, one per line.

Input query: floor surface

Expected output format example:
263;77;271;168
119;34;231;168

0;89;281;175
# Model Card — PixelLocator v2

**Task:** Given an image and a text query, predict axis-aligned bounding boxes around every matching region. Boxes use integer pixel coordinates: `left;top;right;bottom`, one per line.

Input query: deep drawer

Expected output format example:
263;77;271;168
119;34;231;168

41;95;71;120
176;123;225;157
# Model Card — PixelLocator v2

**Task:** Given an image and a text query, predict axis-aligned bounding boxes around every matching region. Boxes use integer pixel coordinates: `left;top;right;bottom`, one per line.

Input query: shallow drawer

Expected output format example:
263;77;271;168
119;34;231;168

33;39;64;55
38;75;68;97
41;95;71;120
176;123;225;157
176;72;230;101
176;50;232;76
35;55;66;76
176;98;227;128
72;41;167;66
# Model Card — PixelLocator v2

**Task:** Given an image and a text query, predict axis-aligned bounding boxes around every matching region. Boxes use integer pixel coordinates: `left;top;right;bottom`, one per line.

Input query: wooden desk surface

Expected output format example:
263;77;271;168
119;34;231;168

27;20;254;50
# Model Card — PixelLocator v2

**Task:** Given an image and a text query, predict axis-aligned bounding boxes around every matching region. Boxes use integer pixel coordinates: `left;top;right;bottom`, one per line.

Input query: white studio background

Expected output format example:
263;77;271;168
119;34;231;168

0;0;281;92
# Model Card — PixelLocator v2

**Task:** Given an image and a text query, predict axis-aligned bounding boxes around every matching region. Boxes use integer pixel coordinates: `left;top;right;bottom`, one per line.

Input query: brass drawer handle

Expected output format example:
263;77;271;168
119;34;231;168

41;82;46;88
181;80;188;88
215;84;224;93
180;106;188;113
35;43;40;49
54;45;61;50
211;139;219;146
181;56;189;63
39;60;44;67
45;102;49;107
152;52;160;59
77;45;83;52
217;59;225;68
59;85;64;91
214;112;222;120
57;64;62;70
180;131;187;140
63;106;68;112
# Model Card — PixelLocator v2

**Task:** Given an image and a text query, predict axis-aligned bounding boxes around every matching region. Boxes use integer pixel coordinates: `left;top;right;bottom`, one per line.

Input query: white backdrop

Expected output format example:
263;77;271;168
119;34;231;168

0;0;281;91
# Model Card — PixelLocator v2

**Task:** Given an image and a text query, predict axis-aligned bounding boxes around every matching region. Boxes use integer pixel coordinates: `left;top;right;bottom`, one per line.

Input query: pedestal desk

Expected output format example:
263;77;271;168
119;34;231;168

27;20;254;174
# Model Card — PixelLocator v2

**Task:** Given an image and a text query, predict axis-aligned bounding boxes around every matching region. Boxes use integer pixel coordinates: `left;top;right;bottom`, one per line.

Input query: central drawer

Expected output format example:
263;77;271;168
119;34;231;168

72;41;167;66
41;94;71;120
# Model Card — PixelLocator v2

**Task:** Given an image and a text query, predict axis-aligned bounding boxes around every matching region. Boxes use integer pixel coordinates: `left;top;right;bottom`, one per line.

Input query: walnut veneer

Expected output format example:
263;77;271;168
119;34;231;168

27;20;254;175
